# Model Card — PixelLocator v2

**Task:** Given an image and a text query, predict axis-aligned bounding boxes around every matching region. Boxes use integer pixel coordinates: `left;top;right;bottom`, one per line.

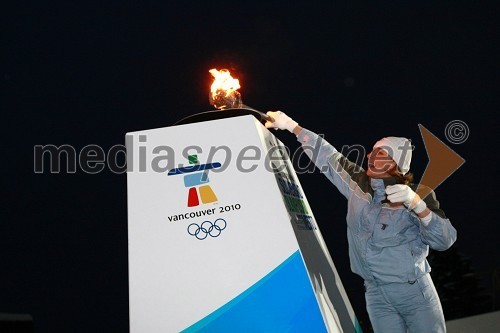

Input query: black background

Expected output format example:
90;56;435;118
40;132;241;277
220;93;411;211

3;1;499;332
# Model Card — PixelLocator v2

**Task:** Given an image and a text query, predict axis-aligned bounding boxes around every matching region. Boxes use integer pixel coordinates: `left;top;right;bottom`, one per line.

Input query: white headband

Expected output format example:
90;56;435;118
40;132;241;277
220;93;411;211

373;137;413;175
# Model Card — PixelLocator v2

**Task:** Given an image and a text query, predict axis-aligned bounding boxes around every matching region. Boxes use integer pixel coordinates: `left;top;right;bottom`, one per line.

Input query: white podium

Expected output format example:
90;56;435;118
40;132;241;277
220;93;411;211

126;113;362;332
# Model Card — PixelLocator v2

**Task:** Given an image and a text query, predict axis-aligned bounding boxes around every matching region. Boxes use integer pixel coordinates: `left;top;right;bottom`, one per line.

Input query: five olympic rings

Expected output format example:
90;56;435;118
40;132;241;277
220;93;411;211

187;219;227;240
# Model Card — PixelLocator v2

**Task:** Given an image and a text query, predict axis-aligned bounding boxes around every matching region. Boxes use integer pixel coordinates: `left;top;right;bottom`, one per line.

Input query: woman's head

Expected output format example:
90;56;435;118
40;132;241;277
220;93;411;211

366;137;413;182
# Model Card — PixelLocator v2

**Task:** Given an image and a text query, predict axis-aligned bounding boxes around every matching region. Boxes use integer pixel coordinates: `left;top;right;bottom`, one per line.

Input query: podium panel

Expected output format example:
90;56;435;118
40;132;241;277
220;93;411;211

126;115;362;332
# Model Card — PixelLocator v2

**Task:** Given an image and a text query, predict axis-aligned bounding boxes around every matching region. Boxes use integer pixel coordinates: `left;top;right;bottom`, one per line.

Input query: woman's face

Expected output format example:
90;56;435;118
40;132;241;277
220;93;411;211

366;147;397;178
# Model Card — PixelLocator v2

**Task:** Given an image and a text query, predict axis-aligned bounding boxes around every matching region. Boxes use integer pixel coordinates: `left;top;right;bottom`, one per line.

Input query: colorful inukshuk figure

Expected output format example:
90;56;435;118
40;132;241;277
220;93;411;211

167;155;219;207
265;110;457;333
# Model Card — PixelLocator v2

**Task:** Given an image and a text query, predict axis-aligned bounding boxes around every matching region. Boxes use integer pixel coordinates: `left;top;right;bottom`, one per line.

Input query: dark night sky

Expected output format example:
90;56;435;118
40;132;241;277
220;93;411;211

2;1;499;332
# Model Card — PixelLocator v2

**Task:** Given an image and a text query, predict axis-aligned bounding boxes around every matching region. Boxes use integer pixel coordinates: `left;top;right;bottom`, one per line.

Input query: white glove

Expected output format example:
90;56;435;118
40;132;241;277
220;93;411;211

265;111;298;132
385;184;427;214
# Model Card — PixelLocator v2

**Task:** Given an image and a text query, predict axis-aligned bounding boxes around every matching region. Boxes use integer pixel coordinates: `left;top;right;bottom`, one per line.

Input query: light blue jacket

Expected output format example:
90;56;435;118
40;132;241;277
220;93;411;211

297;128;457;284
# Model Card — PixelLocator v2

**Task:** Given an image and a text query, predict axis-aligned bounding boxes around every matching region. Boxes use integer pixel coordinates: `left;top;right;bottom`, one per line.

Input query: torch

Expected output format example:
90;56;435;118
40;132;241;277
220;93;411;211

208;68;273;122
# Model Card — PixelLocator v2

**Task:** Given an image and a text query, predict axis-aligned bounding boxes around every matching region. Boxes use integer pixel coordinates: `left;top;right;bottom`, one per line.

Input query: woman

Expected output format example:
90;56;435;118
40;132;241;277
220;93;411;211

265;111;457;333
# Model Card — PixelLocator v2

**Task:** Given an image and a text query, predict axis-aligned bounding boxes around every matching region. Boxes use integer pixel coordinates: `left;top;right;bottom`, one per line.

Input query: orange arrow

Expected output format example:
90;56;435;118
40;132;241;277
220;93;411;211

416;124;465;200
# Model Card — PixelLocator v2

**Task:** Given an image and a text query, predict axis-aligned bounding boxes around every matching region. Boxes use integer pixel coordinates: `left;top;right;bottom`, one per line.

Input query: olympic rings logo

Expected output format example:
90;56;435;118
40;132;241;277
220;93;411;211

187;219;227;240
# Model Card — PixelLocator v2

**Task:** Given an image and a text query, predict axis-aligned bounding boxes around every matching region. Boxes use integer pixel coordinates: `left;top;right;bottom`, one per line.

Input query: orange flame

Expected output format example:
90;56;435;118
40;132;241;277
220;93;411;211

208;68;242;109
209;69;240;96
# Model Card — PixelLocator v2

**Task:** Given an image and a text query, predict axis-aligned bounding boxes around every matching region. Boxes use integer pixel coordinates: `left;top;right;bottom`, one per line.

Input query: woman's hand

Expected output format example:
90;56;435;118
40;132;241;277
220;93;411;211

385;184;426;213
265;111;299;133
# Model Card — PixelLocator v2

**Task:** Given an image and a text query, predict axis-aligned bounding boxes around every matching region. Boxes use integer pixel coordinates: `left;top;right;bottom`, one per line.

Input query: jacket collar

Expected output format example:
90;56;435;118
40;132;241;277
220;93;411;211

382;177;399;187
370;176;399;203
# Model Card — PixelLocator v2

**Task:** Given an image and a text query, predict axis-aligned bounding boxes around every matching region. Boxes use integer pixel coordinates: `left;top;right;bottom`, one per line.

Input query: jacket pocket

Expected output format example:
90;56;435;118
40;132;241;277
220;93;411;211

371;208;412;247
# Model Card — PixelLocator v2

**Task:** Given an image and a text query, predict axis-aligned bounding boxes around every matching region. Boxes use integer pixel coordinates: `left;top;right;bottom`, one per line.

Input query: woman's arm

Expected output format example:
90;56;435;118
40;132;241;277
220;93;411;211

386;184;457;250
266;111;371;201
419;189;457;250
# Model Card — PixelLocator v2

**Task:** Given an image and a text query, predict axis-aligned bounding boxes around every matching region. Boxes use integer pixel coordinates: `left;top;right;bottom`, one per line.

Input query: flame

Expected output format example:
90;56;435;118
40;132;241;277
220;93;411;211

209;69;240;96
208;68;242;109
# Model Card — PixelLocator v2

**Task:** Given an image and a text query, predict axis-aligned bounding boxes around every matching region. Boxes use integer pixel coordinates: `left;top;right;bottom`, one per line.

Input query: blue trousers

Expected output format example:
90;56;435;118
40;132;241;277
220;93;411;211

365;274;446;333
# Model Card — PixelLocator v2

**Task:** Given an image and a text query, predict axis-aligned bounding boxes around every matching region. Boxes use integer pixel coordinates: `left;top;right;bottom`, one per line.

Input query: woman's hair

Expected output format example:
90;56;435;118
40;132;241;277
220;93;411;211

389;167;414;185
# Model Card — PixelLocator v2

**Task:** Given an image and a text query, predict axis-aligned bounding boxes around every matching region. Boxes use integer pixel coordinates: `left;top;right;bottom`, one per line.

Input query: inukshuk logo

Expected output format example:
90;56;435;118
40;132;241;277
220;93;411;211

168;154;221;207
